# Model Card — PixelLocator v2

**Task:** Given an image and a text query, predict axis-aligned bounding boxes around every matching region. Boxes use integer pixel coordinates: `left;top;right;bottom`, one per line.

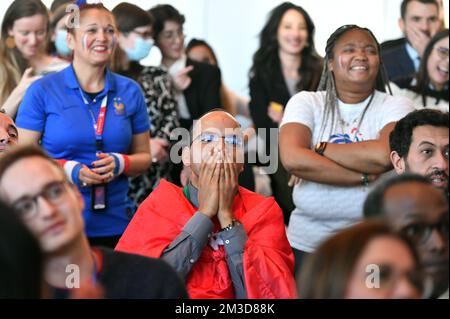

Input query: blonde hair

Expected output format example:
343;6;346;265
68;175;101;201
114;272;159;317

0;0;50;106
0;44;23;106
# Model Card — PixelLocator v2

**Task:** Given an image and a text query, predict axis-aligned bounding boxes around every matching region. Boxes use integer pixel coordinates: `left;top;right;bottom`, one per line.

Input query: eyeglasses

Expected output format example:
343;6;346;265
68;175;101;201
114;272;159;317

11;181;69;220
436;47;449;59
192;132;244;148
159;30;185;42
375;264;426;295
400;219;449;245
131;30;153;40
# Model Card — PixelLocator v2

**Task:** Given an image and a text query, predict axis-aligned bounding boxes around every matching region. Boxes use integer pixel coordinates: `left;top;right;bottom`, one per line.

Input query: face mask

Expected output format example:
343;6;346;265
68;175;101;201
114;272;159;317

125;37;153;61
55;29;72;57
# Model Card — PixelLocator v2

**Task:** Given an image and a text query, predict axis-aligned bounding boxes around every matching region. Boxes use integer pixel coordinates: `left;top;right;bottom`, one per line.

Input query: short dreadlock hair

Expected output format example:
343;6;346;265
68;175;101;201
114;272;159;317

317;25;392;141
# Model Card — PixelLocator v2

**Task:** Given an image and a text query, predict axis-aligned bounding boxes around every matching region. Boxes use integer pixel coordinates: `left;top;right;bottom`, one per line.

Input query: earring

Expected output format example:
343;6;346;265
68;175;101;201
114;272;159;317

5;36;15;49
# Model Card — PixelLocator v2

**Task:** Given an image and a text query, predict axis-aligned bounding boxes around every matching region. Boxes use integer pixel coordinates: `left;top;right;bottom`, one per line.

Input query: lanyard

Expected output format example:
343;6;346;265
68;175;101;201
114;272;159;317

183;185;200;209
79;88;108;152
183;186;193;205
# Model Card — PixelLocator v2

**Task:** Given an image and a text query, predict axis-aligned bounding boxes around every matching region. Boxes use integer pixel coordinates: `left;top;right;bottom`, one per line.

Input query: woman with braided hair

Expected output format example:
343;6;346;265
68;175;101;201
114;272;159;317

279;25;415;276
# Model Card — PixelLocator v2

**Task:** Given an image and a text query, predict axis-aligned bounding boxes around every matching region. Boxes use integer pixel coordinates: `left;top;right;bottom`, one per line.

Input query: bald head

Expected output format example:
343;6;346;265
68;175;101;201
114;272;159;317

183;110;245;181
0;113;18;155
383;181;448;227
379;179;449;298
192;110;241;141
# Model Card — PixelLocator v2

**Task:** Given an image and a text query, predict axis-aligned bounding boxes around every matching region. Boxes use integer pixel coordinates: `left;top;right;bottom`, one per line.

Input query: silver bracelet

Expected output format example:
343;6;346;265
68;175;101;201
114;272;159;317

220;220;240;232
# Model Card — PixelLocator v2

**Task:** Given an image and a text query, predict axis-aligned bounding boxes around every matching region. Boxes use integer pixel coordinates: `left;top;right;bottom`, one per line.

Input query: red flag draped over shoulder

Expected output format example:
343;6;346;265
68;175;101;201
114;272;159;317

116;179;297;299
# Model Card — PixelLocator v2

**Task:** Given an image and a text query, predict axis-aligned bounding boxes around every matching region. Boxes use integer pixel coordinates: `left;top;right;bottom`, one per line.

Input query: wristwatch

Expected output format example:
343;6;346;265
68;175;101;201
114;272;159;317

314;142;328;156
361;173;370;187
220;220;240;232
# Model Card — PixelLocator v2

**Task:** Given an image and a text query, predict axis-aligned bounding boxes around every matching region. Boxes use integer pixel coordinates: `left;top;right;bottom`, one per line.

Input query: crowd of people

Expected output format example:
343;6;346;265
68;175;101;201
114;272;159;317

0;0;448;300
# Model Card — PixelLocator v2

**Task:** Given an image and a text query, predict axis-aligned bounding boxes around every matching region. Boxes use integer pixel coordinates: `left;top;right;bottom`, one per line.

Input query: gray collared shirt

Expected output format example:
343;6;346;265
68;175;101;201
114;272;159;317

161;183;248;299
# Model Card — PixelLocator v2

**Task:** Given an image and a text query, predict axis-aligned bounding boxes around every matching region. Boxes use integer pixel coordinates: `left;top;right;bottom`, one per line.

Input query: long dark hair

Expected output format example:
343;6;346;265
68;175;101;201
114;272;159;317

414;29;449;105
0;0;50;105
299;221;422;299
0;200;43;298
250;2;322;92
317;25;391;140
186;38;219;65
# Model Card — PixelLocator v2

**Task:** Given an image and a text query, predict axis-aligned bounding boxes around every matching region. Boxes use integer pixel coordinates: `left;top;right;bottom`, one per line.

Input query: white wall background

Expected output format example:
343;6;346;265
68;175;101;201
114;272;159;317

1;0;449;98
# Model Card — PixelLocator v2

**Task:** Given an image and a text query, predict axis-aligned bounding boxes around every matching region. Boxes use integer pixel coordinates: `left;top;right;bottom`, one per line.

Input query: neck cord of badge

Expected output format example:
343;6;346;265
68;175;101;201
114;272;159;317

79;89;108;151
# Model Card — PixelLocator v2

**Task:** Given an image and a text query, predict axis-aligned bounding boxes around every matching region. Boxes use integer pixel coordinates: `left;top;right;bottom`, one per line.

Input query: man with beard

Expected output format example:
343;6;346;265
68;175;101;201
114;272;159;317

364;174;449;298
390;109;448;197
0;111;18;156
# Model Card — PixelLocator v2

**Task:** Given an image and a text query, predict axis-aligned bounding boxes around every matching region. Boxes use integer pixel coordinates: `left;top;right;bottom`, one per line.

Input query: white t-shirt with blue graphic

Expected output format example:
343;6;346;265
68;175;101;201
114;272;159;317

280;90;415;253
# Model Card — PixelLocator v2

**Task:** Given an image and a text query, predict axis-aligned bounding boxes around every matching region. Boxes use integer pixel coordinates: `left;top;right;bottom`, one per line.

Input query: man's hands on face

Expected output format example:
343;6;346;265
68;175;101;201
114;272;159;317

197;148;238;226
218;151;239;228
407;24;432;57
198;149;221;218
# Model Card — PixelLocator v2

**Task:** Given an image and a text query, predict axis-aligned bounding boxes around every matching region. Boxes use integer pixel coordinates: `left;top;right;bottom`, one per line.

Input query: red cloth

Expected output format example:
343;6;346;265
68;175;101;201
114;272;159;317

57;159;67;166
116;179;297;299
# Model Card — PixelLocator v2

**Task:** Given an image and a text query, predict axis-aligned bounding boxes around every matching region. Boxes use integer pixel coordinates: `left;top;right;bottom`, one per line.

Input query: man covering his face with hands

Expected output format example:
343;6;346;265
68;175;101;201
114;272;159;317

116;110;296;299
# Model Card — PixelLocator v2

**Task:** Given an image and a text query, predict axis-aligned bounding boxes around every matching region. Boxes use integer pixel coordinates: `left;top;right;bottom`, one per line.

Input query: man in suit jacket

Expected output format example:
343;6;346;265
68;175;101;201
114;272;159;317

381;0;442;87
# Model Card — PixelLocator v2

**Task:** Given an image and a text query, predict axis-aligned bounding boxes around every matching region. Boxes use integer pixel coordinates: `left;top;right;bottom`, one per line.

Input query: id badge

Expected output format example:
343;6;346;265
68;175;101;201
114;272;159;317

91;184;107;212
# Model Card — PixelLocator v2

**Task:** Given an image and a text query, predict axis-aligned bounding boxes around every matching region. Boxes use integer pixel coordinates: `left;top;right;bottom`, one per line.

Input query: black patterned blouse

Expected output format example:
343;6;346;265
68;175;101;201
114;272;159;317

128;66;180;206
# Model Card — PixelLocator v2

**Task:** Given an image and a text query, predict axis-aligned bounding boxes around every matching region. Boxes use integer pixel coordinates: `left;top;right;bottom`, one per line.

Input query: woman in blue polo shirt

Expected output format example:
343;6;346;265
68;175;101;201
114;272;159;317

16;2;151;248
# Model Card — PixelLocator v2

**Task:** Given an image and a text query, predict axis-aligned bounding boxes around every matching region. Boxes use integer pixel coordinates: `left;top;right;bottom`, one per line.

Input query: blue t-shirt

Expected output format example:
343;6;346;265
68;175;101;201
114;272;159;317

16;65;150;237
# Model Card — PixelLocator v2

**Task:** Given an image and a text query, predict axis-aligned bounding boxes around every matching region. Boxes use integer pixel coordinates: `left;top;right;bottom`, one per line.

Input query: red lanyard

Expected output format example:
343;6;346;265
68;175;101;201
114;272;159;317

79;88;108;152
95;97;108;137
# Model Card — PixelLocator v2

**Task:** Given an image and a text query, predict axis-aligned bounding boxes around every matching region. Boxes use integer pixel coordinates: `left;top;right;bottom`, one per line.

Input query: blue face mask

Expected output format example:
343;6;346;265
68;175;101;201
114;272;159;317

125;37;153;61
55;29;72;57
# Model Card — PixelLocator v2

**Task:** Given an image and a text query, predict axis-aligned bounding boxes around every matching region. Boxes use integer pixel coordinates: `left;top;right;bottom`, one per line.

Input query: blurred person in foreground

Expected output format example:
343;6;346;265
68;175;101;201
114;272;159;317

0;145;188;299
299;221;425;299
364;174;449;298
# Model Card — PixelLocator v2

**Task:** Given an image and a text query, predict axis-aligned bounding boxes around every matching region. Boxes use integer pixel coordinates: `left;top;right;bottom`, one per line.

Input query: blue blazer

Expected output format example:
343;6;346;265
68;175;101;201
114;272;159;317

381;38;416;88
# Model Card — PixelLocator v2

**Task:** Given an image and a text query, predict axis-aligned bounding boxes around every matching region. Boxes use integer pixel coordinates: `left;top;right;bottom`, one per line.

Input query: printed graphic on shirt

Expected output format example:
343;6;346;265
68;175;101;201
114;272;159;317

329;127;364;144
114;97;125;116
